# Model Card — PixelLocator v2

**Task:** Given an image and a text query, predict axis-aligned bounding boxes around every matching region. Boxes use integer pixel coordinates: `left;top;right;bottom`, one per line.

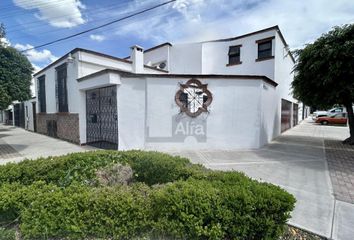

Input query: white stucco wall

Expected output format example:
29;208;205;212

259;82;278;146
117;78;146;150
273;33;301;128
169;43;203;74
34;29;302;148
201;30;276;79
35;56;76;114
144;30;277;78
274;34;296;103
33;49;165;144
23;98;36;131
78;52;132;78
144;45;170;71
115;76;263;151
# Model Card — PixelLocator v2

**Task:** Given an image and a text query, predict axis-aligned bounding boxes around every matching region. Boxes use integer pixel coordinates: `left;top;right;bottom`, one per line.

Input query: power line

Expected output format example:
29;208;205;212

21;12;175;59
21;0;176;52
12;10;173;43
17;10;174;49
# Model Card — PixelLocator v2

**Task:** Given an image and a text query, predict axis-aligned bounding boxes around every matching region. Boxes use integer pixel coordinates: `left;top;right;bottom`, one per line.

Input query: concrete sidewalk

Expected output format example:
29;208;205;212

0;124;94;164
170;120;354;240
1;122;353;239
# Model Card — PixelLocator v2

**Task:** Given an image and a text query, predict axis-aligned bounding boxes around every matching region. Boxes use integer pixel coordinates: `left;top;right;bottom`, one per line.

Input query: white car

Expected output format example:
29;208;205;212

313;107;344;120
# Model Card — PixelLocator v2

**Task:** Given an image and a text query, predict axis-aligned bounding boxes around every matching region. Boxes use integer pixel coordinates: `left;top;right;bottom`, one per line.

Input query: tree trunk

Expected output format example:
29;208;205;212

343;102;354;145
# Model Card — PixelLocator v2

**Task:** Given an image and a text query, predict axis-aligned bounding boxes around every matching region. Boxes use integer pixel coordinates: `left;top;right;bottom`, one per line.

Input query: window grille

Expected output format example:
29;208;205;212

37;75;46;113
228;45;241;64
56;64;68;112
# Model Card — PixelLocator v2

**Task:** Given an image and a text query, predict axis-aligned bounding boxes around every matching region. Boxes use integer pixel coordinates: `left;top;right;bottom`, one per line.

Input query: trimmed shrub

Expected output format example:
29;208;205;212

0;150;205;187
123;151;205;185
0;227;16;240
0;151;296;239
0;182;151;239
151;174;296;240
151;180;225;239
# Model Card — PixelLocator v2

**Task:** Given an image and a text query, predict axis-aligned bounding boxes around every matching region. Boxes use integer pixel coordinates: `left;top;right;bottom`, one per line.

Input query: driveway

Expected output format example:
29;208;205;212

0;124;93;164
170;120;354;240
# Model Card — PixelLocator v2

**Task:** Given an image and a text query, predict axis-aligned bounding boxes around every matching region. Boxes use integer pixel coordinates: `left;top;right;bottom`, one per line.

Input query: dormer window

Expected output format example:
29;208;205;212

256;37;275;61
227;45;242;66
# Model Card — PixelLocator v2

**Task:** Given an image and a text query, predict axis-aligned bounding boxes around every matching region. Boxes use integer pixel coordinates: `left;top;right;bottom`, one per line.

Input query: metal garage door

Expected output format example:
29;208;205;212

281;99;292;132
86;86;118;149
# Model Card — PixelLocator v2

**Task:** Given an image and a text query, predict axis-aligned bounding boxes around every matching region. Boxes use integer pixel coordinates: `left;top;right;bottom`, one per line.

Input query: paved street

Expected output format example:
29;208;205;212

171;120;354;240
0;124;93;164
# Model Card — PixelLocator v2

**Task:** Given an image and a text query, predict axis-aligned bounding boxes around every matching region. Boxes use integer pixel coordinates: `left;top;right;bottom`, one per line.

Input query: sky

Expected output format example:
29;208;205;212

0;0;353;71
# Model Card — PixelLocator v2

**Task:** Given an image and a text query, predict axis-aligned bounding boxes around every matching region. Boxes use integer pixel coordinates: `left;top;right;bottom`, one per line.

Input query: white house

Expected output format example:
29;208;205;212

0;106;13;125
0;98;36;132
32;26;307;150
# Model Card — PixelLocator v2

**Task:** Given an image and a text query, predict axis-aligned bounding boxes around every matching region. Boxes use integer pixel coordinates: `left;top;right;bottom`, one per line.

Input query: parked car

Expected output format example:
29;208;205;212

315;112;347;125
313;107;344;119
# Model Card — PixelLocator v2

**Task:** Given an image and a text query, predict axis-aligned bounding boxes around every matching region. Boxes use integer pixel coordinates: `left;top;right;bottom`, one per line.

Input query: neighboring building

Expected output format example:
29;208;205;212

23;98;37;132
0;98;37;132
0;106;13;125
32;26;306;150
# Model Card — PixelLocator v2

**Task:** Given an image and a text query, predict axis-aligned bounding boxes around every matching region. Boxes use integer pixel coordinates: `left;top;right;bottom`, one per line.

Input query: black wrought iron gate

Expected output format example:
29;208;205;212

86;86;118;149
14;103;25;128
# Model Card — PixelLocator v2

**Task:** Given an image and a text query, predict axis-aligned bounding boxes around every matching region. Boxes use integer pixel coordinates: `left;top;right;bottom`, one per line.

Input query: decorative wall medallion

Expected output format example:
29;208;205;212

175;79;212;117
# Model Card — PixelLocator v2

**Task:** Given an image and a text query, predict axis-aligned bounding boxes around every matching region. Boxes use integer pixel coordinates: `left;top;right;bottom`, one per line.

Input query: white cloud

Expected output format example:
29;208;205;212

31;63;42;72
0;37;11;47
172;0;204;22
14;43;58;63
13;0;86;28
90;34;106;42
114;0;354;49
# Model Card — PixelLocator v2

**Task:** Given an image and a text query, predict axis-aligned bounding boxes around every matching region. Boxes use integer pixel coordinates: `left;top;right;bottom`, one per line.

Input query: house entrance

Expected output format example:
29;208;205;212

86;86;118;149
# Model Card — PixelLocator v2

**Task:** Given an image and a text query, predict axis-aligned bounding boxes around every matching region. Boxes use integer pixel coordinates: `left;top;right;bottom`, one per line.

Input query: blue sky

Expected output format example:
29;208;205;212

1;0;353;71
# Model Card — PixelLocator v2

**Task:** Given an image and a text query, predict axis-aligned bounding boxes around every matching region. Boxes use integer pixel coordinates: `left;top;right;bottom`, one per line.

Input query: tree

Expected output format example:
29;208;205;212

0;23;5;40
292;24;354;144
0;24;33;110
0;86;11;110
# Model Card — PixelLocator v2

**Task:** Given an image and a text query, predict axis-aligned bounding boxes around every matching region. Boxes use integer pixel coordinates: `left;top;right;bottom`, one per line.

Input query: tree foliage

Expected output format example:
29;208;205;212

292;24;354;108
292;24;354;143
0;23;5;39
0;25;33;110
0;86;11;110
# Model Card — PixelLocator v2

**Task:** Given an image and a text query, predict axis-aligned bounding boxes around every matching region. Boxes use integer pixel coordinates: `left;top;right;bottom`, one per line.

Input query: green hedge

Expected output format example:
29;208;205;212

0;151;296;239
0;182;151;239
0;227;15;240
152;174;295;240
0;150;205;187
